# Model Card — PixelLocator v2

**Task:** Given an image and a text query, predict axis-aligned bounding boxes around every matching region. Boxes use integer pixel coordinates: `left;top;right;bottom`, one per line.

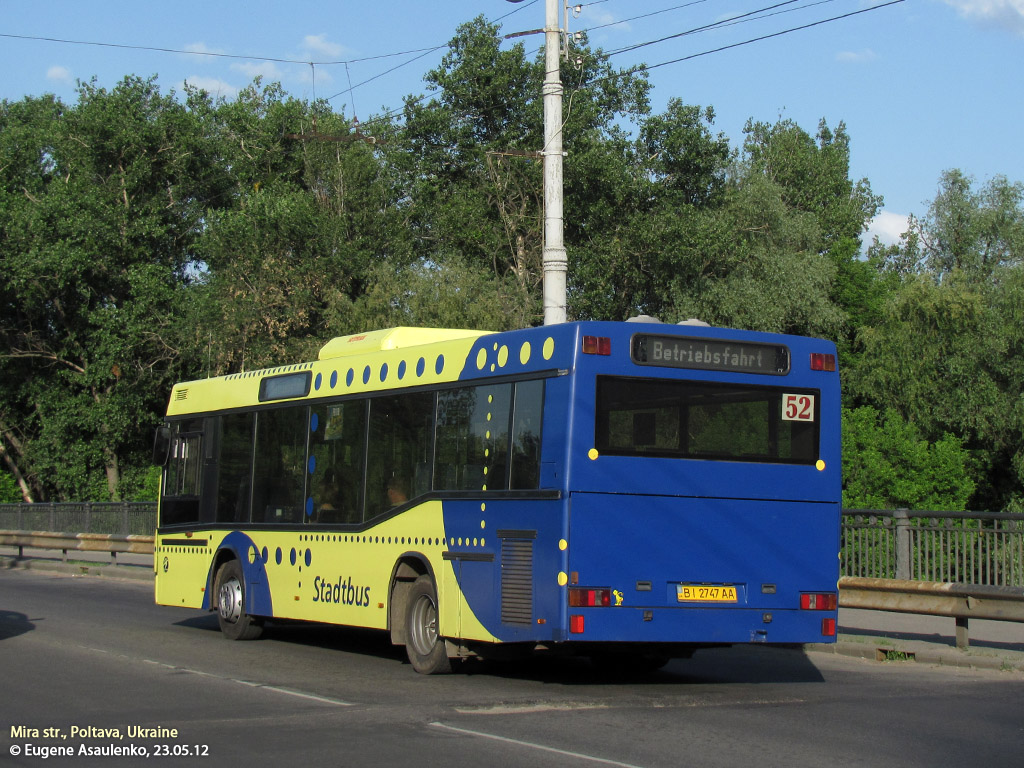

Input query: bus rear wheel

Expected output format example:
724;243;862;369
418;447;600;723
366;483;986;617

215;560;264;641
405;575;452;674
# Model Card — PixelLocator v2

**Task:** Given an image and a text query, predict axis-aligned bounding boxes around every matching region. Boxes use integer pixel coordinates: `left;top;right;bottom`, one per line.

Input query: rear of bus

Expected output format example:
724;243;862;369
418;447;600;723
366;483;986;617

561;321;840;654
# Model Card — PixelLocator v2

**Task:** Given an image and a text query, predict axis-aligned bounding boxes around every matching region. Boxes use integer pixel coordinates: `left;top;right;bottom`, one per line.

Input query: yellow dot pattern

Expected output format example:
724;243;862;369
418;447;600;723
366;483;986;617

520;342;532;365
543;337;555;360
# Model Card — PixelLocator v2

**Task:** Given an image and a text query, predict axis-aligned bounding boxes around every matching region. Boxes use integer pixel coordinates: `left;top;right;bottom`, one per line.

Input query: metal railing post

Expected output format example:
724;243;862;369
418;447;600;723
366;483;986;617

955;616;970;650
894;509;912;581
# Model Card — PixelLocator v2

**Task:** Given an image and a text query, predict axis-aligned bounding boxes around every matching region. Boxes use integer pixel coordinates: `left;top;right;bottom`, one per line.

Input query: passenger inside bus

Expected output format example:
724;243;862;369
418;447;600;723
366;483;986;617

387;476;409;508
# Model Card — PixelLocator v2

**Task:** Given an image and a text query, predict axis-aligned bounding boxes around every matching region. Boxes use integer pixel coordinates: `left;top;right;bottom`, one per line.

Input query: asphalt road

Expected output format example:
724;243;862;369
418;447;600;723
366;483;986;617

1;568;1022;768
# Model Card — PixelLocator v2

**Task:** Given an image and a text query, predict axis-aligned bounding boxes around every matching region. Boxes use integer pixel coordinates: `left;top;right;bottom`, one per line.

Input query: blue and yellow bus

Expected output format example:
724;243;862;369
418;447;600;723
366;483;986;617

153;320;840;673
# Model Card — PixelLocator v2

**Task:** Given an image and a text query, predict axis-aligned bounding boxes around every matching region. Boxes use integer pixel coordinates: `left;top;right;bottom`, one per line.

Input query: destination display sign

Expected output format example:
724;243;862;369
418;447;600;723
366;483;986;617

631;334;790;375
259;371;312;402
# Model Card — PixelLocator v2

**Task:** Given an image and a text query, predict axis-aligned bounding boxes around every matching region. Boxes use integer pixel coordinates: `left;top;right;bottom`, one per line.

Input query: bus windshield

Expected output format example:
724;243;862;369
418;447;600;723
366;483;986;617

595;375;819;464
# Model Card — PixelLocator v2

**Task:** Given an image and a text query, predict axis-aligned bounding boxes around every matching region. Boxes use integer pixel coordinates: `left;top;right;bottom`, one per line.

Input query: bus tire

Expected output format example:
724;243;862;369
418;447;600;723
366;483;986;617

215;560;264;641
404;575;452;674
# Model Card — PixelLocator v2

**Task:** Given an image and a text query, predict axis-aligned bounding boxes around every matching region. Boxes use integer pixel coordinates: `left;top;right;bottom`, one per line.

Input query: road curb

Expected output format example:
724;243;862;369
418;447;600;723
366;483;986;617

1;555;153;582
808;637;1024;674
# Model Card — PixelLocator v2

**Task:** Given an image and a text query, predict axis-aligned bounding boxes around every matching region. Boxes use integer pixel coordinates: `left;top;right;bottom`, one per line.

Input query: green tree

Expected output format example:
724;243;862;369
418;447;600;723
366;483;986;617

400;18;544;325
872;169;1024;278
0;77;211;500
0;471;21;503
571;113;880;338
842;406;975;510
851;271;1024;510
741;118;884;350
854;170;1024;509
192;82;409;373
568;98;731;322
402;19;652;327
743;119;880;239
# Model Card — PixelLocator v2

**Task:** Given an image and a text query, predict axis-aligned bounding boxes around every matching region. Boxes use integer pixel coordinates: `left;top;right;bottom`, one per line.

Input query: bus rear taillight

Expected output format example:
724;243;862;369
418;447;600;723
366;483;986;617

582;336;611;356
800;592;838;611
568;587;612;607
810;353;836;371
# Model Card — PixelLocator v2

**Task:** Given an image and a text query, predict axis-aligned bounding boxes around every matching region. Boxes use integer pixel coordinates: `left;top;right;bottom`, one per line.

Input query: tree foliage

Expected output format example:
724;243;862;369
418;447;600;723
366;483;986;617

854;172;1024;510
842;406;975;510
0;18;1019;511
0;77;212;500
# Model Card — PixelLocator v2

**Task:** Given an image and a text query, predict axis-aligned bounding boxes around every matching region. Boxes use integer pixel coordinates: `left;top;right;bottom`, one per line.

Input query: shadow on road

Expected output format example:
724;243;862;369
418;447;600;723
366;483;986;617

172;612;827;685
469;645;827;686
174;614;408;662
0;609;36;640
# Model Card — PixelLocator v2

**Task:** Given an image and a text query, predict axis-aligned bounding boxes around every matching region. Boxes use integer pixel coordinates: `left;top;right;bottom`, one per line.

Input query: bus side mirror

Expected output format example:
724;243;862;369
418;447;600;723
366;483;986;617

152;426;171;466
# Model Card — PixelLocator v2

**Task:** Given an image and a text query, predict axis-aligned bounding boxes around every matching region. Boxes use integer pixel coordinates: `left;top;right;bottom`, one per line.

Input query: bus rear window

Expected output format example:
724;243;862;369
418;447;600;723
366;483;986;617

595;376;819;464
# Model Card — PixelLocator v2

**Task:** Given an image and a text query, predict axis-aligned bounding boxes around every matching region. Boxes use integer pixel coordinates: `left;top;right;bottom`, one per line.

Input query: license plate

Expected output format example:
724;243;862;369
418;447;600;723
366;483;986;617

676;584;738;603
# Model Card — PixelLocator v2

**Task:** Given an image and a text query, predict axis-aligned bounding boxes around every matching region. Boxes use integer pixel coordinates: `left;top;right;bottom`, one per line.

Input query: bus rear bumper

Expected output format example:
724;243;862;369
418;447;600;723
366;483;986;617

557;606;838;646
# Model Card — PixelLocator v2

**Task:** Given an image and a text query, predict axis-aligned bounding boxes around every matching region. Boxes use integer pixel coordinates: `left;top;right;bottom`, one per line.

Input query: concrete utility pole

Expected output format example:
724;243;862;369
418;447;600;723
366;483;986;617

541;0;567;325
506;0;567;324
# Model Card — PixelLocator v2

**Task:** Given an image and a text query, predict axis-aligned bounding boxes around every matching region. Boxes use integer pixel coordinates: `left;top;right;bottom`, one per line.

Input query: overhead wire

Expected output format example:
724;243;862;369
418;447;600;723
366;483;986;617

325;0;539;103
582;0;712;34
318;0;905;135
605;0;804;57
4;0;904;135
582;0;905;88
0;31;441;67
640;0;906;70
2;0;540;113
595;0;848;60
324;46;446;104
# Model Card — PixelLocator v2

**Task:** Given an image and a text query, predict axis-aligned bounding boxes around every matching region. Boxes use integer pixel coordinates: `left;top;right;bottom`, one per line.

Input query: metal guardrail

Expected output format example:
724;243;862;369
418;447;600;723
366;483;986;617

0;530;154;567
839;576;1024;649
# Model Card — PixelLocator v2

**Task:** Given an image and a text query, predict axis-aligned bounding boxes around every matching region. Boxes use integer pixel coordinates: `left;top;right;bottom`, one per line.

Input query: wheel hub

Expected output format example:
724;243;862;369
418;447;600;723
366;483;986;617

218;577;243;624
410;595;438;654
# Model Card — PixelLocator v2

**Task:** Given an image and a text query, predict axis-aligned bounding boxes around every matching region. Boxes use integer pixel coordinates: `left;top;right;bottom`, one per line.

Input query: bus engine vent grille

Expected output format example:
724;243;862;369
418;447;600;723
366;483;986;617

174;389;189;401
500;537;534;626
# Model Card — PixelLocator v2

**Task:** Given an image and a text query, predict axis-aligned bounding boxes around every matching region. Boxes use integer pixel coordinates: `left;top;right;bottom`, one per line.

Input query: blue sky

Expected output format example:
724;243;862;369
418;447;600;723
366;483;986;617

2;0;1022;246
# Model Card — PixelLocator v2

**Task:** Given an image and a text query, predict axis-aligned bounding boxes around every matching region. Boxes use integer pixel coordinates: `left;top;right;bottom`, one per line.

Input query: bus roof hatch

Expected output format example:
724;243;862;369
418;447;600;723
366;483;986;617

317;327;491;360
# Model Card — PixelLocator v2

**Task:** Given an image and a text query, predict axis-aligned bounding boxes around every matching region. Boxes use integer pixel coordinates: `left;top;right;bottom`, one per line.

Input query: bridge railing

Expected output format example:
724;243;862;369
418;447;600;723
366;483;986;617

2;503;1023;587
2;503;1023;648
0;502;157;537
841;508;1024;587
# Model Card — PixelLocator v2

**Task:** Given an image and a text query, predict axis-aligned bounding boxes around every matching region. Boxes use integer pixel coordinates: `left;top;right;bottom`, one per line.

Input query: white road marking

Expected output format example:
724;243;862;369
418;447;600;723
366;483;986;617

429;721;649;768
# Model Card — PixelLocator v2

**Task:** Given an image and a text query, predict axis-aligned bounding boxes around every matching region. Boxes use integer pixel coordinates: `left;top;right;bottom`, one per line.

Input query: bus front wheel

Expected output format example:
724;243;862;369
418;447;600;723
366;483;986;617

405;575;452;674
215;560;264;641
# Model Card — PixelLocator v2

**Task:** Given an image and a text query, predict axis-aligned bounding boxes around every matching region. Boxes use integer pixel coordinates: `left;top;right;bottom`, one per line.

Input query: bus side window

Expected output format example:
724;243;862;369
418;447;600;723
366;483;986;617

435;384;510;492
309;400;367;525
216;413;255;524
160;419;204;526
510;380;544;490
366;392;434;521
252;406;307;525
